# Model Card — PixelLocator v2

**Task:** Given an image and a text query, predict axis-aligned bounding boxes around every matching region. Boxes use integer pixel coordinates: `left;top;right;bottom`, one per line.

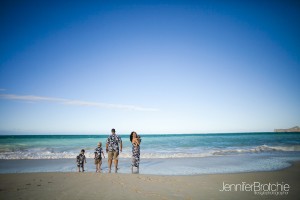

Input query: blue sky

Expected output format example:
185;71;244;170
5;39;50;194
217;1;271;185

0;0;299;134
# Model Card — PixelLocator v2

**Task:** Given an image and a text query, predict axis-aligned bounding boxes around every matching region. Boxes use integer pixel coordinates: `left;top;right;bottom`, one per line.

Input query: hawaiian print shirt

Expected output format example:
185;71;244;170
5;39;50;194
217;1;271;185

106;134;122;152
94;147;103;159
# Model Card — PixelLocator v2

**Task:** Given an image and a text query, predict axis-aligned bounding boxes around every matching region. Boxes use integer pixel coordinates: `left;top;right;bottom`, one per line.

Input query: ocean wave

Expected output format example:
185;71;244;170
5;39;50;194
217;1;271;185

0;151;213;159
212;145;300;155
0;145;300;159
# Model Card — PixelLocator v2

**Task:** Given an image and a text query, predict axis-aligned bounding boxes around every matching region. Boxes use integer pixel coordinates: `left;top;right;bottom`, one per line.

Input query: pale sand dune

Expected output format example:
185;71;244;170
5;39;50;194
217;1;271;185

0;162;299;200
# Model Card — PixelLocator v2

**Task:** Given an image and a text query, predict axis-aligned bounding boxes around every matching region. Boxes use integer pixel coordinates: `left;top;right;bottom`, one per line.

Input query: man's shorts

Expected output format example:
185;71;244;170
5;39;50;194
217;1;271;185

108;150;119;160
94;157;102;164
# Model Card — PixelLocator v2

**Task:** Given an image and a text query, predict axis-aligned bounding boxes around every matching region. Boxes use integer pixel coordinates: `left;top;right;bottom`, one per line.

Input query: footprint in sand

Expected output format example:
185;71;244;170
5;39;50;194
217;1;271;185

134;189;142;194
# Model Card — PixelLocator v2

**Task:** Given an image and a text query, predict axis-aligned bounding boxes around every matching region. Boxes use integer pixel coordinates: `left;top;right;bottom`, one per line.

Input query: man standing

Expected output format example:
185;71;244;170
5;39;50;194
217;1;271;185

106;128;122;173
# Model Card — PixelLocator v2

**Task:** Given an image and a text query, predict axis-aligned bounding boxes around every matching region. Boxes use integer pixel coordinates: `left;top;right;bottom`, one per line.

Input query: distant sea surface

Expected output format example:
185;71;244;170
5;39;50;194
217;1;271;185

1;132;300;175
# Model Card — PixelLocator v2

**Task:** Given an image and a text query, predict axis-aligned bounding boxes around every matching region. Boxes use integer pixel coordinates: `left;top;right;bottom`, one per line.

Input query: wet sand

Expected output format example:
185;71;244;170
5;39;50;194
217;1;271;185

0;161;299;200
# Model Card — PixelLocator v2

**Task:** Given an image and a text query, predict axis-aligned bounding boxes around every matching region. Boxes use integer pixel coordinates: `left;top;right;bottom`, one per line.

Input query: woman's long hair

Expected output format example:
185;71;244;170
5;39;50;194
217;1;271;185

130;132;141;143
130;132;135;143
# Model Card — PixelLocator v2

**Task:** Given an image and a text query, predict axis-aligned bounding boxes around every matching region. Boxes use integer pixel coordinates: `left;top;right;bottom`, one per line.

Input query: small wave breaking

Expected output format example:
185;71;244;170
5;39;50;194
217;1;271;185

1;144;300;159
212;145;300;155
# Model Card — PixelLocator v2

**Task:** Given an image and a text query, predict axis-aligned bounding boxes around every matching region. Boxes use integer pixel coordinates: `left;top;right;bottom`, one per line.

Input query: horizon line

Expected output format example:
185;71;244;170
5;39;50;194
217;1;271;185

0;131;280;136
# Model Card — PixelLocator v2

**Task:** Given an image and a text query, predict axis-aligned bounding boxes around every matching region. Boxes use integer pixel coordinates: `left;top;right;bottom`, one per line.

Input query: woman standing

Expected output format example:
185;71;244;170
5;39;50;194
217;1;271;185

130;131;141;173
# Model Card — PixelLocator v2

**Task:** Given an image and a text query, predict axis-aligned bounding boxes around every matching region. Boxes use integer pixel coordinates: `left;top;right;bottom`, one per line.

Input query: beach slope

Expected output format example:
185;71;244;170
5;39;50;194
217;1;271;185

1;162;299;200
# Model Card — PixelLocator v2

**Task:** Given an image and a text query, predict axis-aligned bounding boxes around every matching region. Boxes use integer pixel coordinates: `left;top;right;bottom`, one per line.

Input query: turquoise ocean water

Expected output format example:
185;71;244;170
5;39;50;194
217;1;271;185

1;132;300;175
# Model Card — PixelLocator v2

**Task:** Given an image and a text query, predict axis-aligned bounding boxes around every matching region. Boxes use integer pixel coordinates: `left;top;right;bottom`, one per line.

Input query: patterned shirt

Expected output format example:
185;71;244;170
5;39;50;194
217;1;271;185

106;134;122;152
94;147;103;159
77;154;86;164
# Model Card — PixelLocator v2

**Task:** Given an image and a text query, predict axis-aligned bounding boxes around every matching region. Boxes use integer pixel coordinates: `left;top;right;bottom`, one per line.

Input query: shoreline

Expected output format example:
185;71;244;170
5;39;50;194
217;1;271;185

1;161;299;200
0;158;297;176
1;153;299;175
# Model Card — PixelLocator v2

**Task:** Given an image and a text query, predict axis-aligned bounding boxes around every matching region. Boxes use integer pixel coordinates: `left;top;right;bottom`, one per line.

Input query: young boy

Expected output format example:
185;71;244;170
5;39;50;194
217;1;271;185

94;142;105;172
76;149;87;172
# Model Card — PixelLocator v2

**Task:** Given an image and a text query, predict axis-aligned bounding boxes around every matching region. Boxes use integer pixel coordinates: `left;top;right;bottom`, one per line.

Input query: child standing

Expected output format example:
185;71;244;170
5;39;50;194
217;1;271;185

94;142;105;172
76;149;87;172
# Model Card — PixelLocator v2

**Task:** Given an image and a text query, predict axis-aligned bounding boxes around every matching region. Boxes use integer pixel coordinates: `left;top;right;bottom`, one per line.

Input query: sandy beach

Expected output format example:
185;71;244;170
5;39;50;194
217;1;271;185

0;161;299;200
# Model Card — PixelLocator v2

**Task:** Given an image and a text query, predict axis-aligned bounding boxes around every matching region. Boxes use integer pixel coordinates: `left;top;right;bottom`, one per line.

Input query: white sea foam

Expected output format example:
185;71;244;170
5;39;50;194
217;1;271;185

1;144;300;159
212;145;300;155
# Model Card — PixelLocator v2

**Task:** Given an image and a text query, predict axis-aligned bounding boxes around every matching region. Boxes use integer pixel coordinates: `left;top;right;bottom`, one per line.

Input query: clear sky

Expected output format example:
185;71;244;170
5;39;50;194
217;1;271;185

0;0;299;134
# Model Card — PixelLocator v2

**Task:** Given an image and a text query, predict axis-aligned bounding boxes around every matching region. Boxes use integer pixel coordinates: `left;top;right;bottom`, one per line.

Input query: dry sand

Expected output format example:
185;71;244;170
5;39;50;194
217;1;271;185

0;162;299;200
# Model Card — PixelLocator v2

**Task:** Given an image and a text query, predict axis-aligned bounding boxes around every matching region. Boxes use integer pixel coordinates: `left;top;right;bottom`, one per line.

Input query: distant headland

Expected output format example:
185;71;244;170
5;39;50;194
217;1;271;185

274;126;300;132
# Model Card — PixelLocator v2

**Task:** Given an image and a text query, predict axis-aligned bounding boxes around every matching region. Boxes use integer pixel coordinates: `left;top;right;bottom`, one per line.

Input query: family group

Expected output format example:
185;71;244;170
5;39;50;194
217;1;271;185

76;129;141;173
